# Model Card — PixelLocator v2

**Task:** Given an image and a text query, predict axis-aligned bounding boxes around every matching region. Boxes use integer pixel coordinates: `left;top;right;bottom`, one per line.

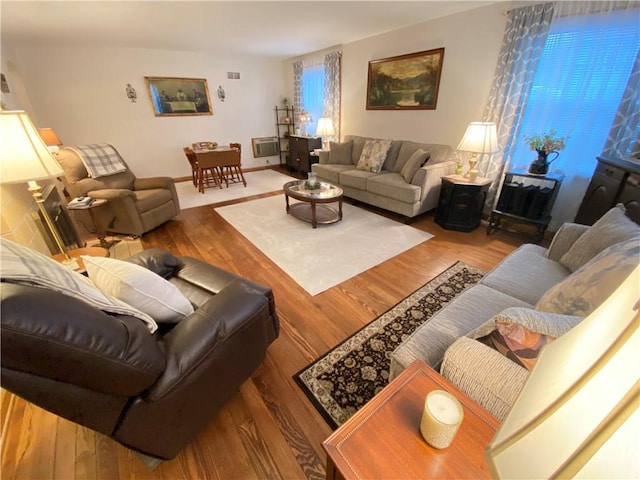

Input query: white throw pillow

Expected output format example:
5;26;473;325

83;255;194;323
356;139;392;173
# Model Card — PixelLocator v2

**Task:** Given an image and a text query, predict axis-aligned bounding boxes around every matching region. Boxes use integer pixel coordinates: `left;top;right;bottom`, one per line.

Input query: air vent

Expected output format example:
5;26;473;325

227;72;240;80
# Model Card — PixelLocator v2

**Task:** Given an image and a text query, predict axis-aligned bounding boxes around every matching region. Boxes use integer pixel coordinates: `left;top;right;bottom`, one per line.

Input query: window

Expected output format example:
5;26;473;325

512;9;639;177
301;63;324;135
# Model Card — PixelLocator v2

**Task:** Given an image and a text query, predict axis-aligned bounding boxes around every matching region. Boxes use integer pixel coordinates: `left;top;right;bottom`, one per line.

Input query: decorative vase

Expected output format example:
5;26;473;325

528;149;559;175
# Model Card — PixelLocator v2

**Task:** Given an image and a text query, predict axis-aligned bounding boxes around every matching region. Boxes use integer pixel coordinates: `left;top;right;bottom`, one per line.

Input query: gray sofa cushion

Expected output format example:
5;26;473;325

389;283;532;377
537;236;640;316
340;168;378;190
401;149;430;182
312;164;353;184
480;244;571;305
329;140;353;165
559;204;640;272
367;173;421;204
394;141;450;172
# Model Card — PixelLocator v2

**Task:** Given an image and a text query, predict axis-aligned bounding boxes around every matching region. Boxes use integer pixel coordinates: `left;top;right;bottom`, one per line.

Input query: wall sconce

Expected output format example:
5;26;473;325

126;83;137;102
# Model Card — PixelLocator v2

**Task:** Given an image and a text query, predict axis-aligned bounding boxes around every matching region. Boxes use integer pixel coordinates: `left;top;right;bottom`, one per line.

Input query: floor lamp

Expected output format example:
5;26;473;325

0;110;74;264
486;265;639;478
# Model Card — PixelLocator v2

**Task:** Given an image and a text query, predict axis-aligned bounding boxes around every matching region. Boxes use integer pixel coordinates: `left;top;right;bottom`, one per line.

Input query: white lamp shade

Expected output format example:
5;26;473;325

1;111;64;183
486;265;640;479
457;122;500;154
315;117;335;137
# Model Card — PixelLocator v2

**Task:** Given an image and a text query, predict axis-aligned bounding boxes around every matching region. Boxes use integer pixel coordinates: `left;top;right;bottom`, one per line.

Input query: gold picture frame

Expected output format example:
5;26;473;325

144;76;212;117
366;48;445;110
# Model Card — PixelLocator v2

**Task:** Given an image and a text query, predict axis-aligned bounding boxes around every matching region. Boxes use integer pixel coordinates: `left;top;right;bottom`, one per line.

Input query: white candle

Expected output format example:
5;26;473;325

420;390;464;449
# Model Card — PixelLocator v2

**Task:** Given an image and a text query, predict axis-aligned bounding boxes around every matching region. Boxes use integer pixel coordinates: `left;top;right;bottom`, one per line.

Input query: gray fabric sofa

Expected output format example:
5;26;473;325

311;135;455;219
390;205;640;419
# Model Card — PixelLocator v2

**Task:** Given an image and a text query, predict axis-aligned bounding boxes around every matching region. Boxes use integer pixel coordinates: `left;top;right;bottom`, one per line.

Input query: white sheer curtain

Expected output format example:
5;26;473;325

510;1;640;229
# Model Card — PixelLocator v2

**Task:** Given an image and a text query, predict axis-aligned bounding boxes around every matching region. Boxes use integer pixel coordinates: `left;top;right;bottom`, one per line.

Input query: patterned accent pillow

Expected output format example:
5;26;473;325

537;236;640;316
329;140;354;165
400;149;430;182
477;320;555;371
0;238;157;332
559;204;640;272
356;139;392;173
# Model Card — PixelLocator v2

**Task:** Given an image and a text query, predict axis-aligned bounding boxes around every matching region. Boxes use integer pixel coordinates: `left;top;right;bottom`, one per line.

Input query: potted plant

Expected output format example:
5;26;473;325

523;129;567;175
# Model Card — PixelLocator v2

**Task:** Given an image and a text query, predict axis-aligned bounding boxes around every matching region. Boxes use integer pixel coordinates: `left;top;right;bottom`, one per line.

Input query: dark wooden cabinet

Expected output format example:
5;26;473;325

575;155;640;225
435;175;492;232
487;170;564;242
288;135;322;174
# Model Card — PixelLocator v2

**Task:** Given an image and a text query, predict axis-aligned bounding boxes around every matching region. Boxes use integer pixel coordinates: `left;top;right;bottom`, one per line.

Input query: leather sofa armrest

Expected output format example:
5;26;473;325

87;188;136;200
144;281;270;401
134;176;174;190
125;248;181;278
441;337;528;421
546;222;589;261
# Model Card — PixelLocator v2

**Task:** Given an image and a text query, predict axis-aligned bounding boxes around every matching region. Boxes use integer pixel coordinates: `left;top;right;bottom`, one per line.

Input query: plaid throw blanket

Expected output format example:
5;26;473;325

0;238;157;333
67;144;127;178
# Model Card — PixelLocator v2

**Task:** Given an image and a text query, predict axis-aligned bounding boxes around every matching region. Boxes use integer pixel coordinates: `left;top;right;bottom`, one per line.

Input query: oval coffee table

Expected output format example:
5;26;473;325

283;180;343;228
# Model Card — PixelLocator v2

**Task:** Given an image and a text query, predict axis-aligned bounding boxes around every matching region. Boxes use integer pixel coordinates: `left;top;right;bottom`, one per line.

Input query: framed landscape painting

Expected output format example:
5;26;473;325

145;76;212;116
366;48;445;110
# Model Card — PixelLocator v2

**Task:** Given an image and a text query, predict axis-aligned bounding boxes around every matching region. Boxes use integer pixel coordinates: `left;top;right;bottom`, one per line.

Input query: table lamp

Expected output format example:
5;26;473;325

1;110;73;264
457;122;499;181
315;117;335;150
486;265;639;479
37;127;63;153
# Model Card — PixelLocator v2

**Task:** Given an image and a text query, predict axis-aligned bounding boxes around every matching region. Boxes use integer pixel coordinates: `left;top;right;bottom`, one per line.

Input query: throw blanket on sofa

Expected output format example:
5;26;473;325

0;238;158;333
68;144;127;178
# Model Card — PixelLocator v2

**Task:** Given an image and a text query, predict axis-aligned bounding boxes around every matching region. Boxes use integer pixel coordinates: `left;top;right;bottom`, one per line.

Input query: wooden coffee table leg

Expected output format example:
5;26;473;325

338;198;343;221
285;194;290;213
311;202;317;228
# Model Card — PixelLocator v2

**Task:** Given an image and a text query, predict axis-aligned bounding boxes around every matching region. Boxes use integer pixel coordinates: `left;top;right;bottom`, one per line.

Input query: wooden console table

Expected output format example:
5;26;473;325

322;360;499;480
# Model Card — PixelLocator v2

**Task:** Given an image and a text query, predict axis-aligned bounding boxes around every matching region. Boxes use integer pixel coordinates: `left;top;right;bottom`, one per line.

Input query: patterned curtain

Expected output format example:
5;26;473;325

481;2;554;212
603;51;640;158
293;60;303;132
323;51;342;143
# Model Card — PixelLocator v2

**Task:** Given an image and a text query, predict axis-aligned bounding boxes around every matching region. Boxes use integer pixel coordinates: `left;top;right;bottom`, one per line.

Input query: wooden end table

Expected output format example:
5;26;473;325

322;360;499;480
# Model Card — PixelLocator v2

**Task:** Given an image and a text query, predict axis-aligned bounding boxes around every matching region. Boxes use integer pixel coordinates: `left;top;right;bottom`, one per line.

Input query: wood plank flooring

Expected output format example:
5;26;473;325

1;176;526;479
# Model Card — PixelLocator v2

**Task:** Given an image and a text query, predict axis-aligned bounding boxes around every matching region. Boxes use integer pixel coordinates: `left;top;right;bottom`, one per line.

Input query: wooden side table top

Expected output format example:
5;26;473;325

322;360;500;480
442;174;492;186
53;246;109;273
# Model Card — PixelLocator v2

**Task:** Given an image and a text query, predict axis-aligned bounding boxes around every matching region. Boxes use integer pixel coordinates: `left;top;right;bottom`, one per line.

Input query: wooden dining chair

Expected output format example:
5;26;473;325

221;142;247;187
182;147;199;187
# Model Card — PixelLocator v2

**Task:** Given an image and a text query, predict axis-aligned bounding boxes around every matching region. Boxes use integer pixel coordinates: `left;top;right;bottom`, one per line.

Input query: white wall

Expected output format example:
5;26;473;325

340;3;506;147
4;45;287;178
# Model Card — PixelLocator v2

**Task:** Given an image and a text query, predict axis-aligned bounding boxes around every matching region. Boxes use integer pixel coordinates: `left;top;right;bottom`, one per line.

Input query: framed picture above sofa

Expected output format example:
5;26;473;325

366;48;445;110
145;76;212;117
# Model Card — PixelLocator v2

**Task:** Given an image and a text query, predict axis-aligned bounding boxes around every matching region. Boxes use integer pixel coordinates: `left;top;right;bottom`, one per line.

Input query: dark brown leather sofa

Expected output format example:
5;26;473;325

1;248;279;461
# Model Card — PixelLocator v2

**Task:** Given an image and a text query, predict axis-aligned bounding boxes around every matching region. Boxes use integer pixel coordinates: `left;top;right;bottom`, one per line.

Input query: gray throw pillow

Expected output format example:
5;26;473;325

400;149;430;183
559;204;640;272
329;140;353;165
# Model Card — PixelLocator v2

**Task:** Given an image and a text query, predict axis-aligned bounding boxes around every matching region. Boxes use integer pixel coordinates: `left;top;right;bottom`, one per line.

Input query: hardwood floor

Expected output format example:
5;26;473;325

1;181;527;479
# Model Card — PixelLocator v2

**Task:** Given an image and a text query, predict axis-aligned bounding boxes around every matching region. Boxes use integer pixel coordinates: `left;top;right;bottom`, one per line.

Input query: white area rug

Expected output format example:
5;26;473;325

175;169;294;209
216;195;433;296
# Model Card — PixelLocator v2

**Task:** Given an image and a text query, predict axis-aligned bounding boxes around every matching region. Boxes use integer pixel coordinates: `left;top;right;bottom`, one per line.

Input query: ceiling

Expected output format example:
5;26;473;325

1;1;498;58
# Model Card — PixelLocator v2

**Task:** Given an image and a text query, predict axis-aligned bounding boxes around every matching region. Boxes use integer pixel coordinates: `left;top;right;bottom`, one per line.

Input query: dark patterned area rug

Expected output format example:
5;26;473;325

293;261;484;429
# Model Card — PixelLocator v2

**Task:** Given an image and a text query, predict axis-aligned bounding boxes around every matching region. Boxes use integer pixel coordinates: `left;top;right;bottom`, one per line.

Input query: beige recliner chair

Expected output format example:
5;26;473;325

56;146;180;236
